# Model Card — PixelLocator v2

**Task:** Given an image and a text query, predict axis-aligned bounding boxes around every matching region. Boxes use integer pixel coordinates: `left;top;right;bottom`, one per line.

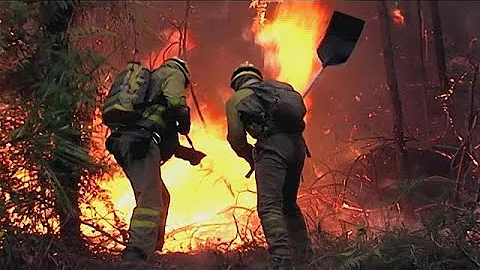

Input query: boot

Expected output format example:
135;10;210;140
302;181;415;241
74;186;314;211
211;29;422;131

285;215;313;267
122;246;147;262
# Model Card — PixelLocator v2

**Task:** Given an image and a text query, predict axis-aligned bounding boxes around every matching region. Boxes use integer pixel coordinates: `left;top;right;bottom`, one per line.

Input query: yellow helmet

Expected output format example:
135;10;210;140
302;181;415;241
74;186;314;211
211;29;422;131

230;61;263;89
165;56;191;87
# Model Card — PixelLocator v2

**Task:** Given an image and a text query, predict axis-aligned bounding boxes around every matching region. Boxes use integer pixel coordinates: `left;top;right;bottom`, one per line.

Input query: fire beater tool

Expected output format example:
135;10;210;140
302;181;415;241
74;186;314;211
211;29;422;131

303;11;365;99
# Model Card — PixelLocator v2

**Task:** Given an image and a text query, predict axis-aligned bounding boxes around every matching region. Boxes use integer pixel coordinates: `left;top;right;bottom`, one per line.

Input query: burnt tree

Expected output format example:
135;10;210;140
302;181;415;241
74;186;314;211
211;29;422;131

429;0;448;94
416;1;430;124
378;1;410;180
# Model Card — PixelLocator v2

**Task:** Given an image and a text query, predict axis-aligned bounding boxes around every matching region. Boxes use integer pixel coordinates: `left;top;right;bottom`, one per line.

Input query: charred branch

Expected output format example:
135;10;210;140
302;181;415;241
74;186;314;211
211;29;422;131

180;0;206;128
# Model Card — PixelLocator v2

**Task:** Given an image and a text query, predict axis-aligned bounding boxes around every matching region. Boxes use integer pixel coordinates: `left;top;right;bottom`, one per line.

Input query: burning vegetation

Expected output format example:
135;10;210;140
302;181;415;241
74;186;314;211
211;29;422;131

1;1;480;270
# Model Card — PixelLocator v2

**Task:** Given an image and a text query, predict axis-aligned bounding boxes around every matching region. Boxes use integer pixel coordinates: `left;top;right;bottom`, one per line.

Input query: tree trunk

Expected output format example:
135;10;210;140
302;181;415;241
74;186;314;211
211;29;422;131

430;0;448;93
378;1;410;180
416;0;430;125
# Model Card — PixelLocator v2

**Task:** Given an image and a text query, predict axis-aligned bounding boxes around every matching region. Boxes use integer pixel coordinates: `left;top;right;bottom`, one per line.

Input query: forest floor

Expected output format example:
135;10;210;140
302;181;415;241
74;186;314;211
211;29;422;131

4;215;480;270
2;150;479;270
87;249;273;270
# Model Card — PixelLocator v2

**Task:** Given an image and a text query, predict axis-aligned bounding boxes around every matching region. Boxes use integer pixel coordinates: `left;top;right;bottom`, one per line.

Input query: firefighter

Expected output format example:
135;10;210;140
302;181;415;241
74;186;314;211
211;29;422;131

106;57;193;262
225;63;313;269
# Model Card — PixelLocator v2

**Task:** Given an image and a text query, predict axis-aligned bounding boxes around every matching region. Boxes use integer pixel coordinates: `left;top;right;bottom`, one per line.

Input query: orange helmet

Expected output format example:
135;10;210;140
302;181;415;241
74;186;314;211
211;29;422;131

230;61;263;89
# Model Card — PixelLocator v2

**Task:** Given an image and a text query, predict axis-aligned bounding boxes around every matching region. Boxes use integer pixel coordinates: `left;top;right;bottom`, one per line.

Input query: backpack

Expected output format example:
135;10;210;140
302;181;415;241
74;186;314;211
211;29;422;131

238;80;307;136
102;62;152;128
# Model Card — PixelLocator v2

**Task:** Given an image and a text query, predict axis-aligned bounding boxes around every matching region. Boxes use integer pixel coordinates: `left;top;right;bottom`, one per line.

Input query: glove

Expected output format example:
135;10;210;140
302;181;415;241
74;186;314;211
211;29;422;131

176;106;191;135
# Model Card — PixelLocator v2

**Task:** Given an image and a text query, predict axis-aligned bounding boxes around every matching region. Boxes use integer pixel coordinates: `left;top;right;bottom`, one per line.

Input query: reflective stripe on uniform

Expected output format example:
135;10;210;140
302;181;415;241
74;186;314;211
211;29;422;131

134;207;160;217
130;219;158;228
262;213;283;224
261;213;288;234
130;207;161;228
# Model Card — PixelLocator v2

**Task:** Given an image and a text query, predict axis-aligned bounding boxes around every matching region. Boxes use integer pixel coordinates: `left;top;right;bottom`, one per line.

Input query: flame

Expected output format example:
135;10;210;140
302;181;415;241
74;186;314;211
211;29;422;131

2;2;335;253
2;2;403;252
249;0;282;27
391;8;405;25
8;169;60;234
81;112;261;252
250;1;333;95
78;28;263;252
81;2;334;253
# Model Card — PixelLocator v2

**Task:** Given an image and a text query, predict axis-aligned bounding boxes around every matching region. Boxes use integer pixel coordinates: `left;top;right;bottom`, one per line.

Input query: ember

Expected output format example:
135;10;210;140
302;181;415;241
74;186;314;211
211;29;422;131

391;8;405;25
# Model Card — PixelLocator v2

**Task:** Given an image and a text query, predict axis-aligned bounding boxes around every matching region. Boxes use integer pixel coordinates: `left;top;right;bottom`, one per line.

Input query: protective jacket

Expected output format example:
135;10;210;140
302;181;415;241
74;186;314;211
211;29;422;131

225;82;312;268
225;88;256;163
137;60;191;136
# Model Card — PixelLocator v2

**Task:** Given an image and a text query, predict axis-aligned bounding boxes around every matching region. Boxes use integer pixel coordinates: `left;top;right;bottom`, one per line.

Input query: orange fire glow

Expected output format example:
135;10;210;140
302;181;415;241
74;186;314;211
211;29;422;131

145;28;196;70
391;8;405;25
81;111;260;252
251;1;333;95
80;2;333;253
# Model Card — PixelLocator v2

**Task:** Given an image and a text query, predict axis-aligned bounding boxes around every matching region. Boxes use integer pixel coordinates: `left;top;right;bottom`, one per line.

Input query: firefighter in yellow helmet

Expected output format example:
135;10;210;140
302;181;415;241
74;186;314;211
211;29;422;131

106;57;197;262
225;62;313;269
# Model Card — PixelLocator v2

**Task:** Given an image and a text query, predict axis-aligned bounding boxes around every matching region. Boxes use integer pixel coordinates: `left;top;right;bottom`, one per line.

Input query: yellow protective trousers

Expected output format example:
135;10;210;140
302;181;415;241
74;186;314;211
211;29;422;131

107;131;170;256
122;141;170;255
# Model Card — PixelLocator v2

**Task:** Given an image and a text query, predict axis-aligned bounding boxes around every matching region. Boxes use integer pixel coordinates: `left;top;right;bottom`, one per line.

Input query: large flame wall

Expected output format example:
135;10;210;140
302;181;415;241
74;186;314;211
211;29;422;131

252;1;332;94
80;1;334;253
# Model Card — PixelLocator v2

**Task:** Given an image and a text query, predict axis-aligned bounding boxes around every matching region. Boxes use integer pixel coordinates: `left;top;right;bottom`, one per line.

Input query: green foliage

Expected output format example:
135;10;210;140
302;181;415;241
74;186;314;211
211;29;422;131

5;37;108;176
323;205;480;270
68;26;120;43
0;0;109;240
